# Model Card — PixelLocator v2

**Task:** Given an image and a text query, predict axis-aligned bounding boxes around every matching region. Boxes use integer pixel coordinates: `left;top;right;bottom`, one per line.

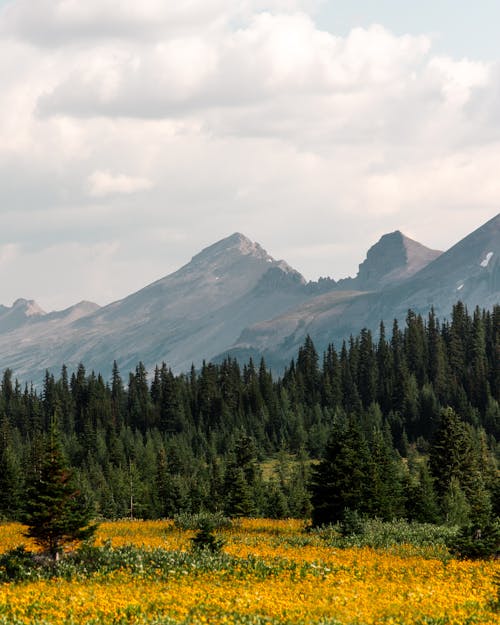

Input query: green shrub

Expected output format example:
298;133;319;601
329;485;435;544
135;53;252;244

173;511;233;531
0;546;38;581
190;519;225;553
315;518;458;549
447;519;500;560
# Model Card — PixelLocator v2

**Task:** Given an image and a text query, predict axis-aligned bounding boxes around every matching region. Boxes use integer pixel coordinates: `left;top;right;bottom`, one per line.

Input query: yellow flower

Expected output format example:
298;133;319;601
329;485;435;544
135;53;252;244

0;519;498;625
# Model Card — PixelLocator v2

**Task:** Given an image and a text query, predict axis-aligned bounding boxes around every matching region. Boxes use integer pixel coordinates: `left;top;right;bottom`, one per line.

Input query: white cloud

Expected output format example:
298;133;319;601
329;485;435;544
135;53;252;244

88;171;154;197
0;0;231;44
428;56;489;106
34;18;433;120
0;1;498;308
0;243;19;267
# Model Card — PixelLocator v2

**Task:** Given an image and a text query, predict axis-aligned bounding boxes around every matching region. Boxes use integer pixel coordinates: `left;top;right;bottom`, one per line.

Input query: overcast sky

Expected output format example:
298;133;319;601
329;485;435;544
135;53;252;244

1;0;499;311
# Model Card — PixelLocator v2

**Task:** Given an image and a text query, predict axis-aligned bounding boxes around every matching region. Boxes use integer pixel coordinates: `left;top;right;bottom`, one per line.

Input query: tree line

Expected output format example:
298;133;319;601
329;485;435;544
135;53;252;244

0;302;498;527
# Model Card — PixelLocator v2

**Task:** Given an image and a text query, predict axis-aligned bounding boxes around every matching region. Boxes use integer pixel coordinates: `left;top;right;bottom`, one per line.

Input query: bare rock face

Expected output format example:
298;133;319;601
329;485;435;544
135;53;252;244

0;298;46;333
382;213;500;316
355;231;442;290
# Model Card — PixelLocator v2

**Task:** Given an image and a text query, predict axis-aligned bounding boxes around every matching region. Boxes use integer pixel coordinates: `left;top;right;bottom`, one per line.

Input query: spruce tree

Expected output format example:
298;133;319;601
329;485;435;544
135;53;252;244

22;421;96;559
0;444;24;520
430;407;476;497
367;426;404;520
405;460;441;524
310;418;372;526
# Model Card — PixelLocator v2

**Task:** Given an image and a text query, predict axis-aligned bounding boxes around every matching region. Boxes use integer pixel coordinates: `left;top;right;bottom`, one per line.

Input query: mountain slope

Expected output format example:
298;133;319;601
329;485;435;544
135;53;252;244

0;298;46;333
0;217;497;383
376;213;500;316
226;214;499;369
351;231;442;289
0;233;308;382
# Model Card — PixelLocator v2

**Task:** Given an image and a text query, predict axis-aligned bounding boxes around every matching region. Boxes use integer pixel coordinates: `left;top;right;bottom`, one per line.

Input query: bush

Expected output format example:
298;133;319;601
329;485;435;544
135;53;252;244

173;511;233;531
314;518;458;550
190;519;225;554
447;519;500;560
0;546;37;581
0;542;237;582
339;509;365;537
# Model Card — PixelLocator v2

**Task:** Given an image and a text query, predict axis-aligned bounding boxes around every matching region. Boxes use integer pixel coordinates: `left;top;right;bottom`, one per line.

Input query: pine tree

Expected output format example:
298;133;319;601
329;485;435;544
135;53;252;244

0;443;24;520
223;464;255;517
223;435;261;516
430;407;492;524
357;328;377;408
442;477;471;525
367;426;404;520
405;460;441;523
430;407;475;497
22;421;97;559
310;418;372;526
296;335;321;407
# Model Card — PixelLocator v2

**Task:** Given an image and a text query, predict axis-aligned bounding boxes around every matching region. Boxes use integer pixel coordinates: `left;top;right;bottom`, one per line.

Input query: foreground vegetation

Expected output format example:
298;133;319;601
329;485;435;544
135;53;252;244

0;303;498;621
0;519;498;625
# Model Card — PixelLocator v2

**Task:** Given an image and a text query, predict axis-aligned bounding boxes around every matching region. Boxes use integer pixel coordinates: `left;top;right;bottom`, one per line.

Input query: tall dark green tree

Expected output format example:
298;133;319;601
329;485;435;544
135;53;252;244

310;418;372;526
223;435;261;517
22;421;97;559
0;418;24;520
405;460;441;523
366;426;404;520
430;407;491;524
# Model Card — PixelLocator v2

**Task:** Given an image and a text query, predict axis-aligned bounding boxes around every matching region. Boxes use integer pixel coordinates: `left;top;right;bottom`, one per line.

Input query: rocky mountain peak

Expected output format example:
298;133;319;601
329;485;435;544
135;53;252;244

356;231;442;289
11;298;46;317
0;298;46;334
189;232;272;267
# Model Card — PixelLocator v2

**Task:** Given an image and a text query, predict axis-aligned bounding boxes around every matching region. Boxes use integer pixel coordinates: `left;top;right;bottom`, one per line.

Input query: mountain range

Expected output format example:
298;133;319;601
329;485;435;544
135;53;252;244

1;213;498;384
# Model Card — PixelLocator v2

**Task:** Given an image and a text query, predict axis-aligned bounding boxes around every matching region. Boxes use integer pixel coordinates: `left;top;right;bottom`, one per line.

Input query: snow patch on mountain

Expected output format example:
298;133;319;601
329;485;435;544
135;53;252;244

480;252;494;267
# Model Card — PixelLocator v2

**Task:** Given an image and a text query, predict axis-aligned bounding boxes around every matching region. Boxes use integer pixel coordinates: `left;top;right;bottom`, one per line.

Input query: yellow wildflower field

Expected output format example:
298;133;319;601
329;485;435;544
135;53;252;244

0;519;498;625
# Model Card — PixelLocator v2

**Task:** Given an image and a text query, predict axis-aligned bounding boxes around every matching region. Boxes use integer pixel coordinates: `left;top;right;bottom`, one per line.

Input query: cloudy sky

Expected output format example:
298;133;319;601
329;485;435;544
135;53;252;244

1;0;499;311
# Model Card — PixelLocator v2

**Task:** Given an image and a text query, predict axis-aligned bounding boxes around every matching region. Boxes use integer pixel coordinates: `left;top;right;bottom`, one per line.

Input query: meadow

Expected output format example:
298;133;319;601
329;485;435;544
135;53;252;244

0;519;498;625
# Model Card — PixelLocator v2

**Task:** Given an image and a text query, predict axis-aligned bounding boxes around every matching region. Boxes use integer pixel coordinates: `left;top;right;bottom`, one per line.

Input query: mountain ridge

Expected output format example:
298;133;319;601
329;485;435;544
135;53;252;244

0;215;498;383
223;213;499;369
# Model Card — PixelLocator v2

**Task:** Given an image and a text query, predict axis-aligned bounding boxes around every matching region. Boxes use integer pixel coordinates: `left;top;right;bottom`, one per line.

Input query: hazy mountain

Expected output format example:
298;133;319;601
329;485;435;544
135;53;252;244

0;216;497;383
225;214;499;369
0;298;46;333
44;300;101;324
341;230;442;290
375;213;500;316
0;233;308;382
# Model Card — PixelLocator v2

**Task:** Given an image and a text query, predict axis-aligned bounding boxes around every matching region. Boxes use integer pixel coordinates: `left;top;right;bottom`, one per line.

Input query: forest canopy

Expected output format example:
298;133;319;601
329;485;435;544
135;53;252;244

0;303;498;525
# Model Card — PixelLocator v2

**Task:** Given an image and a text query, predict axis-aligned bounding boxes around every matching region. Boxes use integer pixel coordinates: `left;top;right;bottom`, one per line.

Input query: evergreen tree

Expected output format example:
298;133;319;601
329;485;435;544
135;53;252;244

0;443;24;520
22;421;97;559
223;435;261;516
367;426;404;520
357;328;377;408
430;407;492;524
405;460;441;524
310;418;372;526
442;477;471;526
430;408;476;492
296;335;321;407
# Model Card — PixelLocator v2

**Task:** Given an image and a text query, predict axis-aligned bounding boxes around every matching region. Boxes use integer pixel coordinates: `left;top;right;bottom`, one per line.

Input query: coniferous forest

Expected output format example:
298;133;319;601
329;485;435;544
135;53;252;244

0;302;498;527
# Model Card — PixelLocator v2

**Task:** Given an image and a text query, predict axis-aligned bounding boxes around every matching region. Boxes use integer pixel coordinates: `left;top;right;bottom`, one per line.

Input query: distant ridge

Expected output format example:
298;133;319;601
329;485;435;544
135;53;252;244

0;215;497;383
224;214;499;370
